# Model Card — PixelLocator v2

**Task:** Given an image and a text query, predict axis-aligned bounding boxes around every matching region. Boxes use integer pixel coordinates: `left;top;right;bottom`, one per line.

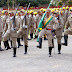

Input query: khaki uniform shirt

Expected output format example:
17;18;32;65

65;15;72;31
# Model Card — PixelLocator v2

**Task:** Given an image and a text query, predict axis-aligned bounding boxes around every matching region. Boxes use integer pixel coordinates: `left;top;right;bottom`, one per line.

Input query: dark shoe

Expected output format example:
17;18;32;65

58;52;61;54
19;44;23;46
35;35;38;38
24;52;27;54
61;43;67;46
6;47;11;50
6;48;8;50
49;55;52;57
0;47;4;51
44;37;48;40
37;46;42;48
13;48;16;57
17;44;23;48
27;38;31;40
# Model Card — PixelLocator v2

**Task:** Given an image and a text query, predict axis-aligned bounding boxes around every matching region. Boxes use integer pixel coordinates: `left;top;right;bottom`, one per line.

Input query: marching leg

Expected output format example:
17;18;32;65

24;45;28;54
13;48;16;57
17;38;23;48
58;44;61;54
49;47;52;57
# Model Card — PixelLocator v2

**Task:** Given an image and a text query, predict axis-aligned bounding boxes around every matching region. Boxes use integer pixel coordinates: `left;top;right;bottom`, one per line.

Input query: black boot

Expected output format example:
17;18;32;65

62;35;68;46
35;35;38;38
6;40;11;50
49;47;52;57
24;45;27;54
58;44;61;54
21;36;23;41
13;48;16;57
10;40;13;48
0;43;4;51
52;39;54;48
30;33;33;39
37;38;42;48
17;38;23;48
44;35;48;40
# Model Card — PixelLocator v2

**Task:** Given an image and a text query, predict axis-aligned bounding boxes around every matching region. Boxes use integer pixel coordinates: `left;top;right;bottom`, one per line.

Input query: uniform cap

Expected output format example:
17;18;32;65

40;8;43;11
63;7;65;9
60;11;63;13
51;9;55;12
43;9;46;12
30;10;33;14
66;6;69;9
34;12;37;15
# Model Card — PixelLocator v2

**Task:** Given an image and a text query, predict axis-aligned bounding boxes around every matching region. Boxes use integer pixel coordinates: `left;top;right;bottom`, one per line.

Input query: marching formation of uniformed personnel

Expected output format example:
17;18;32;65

0;6;72;57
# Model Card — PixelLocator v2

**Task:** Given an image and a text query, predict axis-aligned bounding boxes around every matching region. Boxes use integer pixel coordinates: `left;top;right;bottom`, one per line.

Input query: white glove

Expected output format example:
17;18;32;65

23;25;28;29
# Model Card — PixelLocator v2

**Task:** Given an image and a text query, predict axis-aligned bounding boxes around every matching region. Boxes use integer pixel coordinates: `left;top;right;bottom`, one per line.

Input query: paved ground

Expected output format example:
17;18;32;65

0;35;72;72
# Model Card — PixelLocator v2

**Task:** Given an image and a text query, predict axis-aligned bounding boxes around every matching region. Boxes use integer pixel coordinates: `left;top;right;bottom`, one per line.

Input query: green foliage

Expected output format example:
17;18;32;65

0;0;50;7
68;1;72;5
0;0;7;7
58;1;63;6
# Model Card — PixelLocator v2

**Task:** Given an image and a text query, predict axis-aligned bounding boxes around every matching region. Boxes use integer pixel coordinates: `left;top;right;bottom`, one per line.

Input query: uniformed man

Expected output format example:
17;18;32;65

2;11;9;28
37;9;58;57
34;12;37;38
26;11;30;40
54;11;64;54
0;10;4;51
3;11;11;50
62;7;66;26
29;10;34;39
35;10;42;38
62;9;72;46
16;11;23;48
3;12;18;57
17;10;28;54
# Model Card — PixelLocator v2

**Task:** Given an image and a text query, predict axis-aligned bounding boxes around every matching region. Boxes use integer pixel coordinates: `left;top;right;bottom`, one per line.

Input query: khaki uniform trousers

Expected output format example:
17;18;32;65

0;32;2;42
17;29;22;38
57;37;62;44
64;29;72;35
29;26;34;34
17;28;28;46
39;28;53;47
3;30;17;48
